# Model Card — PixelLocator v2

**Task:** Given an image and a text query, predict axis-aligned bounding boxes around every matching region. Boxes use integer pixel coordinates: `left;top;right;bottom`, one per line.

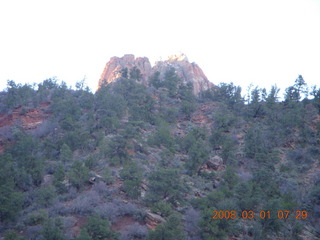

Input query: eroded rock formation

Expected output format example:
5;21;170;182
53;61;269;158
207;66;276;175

98;53;213;95
99;54;152;87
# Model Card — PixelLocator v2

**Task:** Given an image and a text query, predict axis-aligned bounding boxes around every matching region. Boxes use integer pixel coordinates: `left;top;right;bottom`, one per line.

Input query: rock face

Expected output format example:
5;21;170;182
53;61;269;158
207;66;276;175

0;103;51;153
152;53;213;95
99;54;152;87
98;53;213;95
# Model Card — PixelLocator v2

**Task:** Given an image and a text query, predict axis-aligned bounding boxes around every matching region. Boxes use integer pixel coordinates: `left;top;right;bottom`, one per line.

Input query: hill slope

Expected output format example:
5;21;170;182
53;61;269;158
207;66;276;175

0;68;319;240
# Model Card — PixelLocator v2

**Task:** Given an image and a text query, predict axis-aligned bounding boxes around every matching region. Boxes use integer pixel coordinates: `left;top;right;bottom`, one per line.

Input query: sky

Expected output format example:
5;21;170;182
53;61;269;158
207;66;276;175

0;0;320;96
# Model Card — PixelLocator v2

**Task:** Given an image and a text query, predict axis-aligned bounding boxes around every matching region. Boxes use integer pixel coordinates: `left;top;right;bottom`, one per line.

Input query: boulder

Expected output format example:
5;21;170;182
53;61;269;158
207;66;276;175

146;212;166;230
206;156;224;170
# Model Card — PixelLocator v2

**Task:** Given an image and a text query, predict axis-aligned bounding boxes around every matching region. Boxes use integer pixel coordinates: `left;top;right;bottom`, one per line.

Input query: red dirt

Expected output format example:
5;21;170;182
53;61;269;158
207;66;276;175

111;215;145;232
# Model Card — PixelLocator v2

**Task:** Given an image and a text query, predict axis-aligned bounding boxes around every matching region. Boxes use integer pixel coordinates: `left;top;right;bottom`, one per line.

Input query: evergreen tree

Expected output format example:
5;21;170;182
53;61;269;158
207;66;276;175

85;215;119;240
120;162;143;199
59;143;72;163
148;213;185;240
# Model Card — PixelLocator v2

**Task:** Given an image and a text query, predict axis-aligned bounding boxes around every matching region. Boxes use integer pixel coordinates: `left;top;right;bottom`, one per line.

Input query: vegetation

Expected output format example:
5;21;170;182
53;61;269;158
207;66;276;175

0;74;319;240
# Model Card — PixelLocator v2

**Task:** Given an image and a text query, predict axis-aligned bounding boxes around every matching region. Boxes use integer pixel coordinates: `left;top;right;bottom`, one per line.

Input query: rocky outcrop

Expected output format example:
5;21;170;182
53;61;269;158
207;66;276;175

98;53;214;95
98;54;152;87
152;53;213;95
146;212;166;230
0;103;51;153
206;156;224;171
200;155;225;174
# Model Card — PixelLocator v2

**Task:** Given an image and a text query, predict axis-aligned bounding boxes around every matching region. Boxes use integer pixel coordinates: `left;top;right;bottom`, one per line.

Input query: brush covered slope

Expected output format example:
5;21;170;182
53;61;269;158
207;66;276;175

0;64;319;240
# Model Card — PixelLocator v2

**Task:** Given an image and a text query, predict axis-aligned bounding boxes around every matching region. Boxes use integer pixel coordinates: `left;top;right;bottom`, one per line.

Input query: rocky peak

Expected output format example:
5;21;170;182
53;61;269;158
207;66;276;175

153;53;213;95
98;53;213;95
98;54;152;87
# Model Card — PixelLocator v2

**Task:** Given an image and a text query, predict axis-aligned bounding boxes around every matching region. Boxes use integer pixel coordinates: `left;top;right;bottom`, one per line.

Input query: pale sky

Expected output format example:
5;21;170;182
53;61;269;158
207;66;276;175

0;0;320;96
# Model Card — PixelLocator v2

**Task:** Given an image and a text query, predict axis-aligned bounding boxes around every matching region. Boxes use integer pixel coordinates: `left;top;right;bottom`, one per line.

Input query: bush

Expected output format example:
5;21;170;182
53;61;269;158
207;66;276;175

25;209;48;226
121;223;148;240
184;207;201;240
151;201;173;217
105;136;130;166
34;185;57;207
68;160;90;190
120;163;143;199
70;190;101;215
95;199;143;223
147;213;185;240
145;168;186;206
84;215;119;240
41;218;66;240
148;126;175;152
180;101;196;119
4;230;23;240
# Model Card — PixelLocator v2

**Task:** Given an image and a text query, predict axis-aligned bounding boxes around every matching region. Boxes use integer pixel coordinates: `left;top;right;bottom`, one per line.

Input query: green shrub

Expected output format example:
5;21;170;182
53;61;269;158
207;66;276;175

84;215;119;240
4;230;23;240
148;213;185;240
25;209;48;226
68;161;90;190
148;126;175;152
120;163;143;199
150;201;172;217
145;168;186;206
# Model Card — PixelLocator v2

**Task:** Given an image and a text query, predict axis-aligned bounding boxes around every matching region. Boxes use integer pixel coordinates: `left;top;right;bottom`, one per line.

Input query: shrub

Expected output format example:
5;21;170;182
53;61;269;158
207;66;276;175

105;136;130;166
84;215;119;240
70;190;100;215
145;168;186;206
150;201;172;217
184;207;201;240
121;223;148;240
41;218;66;240
4;230;23;240
68;160;90;190
147;213;185;240
25;209;48;226
148;126;175;152
92;181;112;198
120;163;143;199
95;199;143;223
32;184;56;207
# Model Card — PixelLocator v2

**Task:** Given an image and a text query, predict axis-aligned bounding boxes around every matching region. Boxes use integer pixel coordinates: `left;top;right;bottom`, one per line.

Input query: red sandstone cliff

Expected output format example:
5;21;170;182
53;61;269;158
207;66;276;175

98;53;213;95
99;54;152;87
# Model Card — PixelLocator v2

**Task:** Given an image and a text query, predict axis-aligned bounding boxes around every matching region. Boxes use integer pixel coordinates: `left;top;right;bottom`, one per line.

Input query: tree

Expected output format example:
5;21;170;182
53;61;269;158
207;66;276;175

163;67;181;97
149;71;162;88
7;133;43;187
148;125;175;152
105;136;130;166
0;179;23;222
84;215;119;240
74;229;93;240
213;82;244;110
53;164;66;193
120;162;143;199
120;67;128;78
41;218;66;240
68;161;89;190
59;143;72;163
129;66;142;81
185;141;209;175
266;85;280;105
180;101;196;120
145;168;186;206
4;230;23;240
148;213;185;240
285;75;308;102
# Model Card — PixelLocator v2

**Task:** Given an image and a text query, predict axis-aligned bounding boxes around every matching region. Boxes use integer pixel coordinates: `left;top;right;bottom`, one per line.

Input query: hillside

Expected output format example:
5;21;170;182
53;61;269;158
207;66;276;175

0;56;319;240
